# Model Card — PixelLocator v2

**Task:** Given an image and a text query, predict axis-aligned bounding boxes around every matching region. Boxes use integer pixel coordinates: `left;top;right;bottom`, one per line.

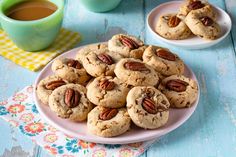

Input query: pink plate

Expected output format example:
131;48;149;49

34;43;200;144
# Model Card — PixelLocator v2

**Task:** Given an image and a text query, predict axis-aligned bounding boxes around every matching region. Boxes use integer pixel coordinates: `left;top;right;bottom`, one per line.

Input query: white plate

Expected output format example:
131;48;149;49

147;1;232;49
34;43;200;144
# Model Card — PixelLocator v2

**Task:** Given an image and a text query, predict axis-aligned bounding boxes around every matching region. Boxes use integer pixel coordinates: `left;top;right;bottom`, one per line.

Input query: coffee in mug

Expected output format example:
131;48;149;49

0;0;64;51
5;0;57;21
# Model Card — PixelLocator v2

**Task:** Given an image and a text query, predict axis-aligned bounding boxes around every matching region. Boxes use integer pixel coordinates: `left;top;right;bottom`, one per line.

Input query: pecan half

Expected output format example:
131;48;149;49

99;108;118;120
124;61;150;72
97;53;114;65
142;97;158;114
188;1;204;10
64;88;81;108
99;79;115;91
142;97;168;114
200;16;213;26
168;16;181;27
119;36;140;49
166;79;189;92
45;80;66;90
67;59;81;69
156;49;176;61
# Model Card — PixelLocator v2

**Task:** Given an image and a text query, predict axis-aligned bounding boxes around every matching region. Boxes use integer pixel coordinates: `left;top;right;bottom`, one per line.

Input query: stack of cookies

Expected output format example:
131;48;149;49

155;0;221;40
36;34;198;137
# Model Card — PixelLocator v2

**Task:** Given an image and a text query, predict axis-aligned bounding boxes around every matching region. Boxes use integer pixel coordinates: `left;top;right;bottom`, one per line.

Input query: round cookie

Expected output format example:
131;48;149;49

127;86;170;129
87;76;130;108
114;58;159;86
48;84;93;121
155;13;192;40
36;75;67;105
143;45;184;76
177;0;217;20
158;75;198;108
51;58;91;85
185;9;221;40
108;34;146;59
76;43;108;62
87;106;131;137
81;48;123;77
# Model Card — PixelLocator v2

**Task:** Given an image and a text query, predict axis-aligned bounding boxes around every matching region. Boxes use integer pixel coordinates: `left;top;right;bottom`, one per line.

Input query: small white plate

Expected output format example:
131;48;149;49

34;43;200;144
147;1;232;49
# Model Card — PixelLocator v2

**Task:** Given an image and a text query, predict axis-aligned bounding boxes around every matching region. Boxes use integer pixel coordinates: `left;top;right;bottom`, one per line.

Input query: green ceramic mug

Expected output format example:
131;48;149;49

80;0;122;12
0;0;64;51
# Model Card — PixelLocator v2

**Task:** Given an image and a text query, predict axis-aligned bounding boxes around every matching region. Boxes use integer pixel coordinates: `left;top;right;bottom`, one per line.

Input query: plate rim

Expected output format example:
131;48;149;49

33;43;200;144
147;0;232;49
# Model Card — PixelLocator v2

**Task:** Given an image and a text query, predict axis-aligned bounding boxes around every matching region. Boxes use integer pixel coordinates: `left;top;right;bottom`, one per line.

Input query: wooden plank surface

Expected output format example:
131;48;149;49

0;0;235;157
145;0;236;157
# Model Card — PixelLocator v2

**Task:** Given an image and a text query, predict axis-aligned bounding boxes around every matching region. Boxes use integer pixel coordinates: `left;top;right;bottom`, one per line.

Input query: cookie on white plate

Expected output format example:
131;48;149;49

87;106;131;137
87;76;130;108
49;84;93;121
36;75;67;105
127;86;170;129
114;58;160;86
76;43;108;62
51;58;91;85
158;75;198;108
155;13;192;40
108;34;146;59
185;9;221;40
143;45;185;76
80;49;123;77
177;0;217;20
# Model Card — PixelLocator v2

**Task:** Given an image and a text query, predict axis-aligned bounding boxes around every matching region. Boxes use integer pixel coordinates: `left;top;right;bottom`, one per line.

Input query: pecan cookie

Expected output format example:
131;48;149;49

108;34;146;59
185;9;221;40
87;76;130;108
51;58;91;85
155;13;192;40
80;49;123;77
143;45;184;76
36;75;67;105
177;0;217;20
158;75;198;108
127;86;170;129
48;84;93;121
114;58;159;86
87;106;131;137
76;43;108;62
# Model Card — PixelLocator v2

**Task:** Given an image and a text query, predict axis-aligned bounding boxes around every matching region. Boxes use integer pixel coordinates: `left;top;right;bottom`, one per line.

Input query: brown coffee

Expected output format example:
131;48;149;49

5;0;57;21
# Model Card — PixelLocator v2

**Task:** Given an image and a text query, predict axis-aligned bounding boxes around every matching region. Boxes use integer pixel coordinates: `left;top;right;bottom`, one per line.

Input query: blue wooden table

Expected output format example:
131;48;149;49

0;0;236;156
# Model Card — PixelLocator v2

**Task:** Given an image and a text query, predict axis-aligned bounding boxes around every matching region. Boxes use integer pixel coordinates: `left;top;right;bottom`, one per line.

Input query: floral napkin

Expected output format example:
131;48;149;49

0;86;157;157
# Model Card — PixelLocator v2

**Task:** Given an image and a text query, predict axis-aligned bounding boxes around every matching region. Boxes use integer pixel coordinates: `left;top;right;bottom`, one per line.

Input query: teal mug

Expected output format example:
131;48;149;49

0;0;64;51
80;0;122;12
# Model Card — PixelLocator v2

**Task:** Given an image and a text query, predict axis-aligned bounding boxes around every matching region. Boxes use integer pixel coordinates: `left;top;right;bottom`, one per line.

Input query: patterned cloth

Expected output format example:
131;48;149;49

0;86;157;157
0;29;80;72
